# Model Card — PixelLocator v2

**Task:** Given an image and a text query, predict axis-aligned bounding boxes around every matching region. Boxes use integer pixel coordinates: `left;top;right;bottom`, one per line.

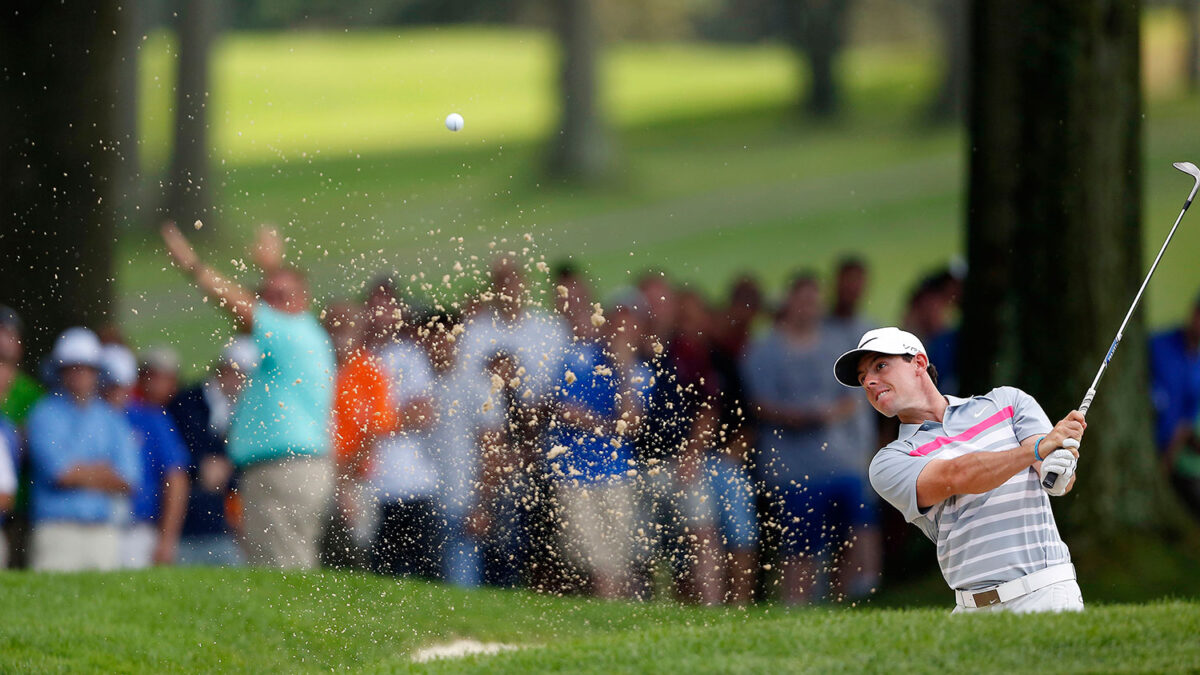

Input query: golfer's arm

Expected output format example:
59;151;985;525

916;440;1037;508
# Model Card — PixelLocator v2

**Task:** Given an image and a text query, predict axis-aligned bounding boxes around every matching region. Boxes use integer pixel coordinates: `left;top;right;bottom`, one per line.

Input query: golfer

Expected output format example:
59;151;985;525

833;327;1085;613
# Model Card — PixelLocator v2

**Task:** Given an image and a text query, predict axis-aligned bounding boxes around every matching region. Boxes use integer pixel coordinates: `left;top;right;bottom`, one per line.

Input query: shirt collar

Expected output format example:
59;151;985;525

897;395;966;440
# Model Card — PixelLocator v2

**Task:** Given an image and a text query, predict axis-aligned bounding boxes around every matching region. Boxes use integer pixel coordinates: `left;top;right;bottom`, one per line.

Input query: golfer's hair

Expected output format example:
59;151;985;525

901;353;939;386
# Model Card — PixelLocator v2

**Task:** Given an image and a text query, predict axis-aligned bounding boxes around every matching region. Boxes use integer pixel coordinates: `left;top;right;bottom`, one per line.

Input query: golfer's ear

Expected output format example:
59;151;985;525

913;352;930;373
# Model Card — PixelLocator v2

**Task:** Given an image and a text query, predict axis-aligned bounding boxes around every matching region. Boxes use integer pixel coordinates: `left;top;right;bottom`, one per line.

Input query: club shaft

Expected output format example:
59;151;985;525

1043;180;1198;490
1077;197;1193;412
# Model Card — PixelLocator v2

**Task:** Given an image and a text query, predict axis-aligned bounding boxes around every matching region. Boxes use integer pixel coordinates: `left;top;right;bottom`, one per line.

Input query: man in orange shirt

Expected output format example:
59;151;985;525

323;300;396;568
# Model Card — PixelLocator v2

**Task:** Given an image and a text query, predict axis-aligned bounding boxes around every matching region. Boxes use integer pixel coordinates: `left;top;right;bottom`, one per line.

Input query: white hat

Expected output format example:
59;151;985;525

833;327;927;388
50;327;103;369
100;344;138;388
221;336;260;373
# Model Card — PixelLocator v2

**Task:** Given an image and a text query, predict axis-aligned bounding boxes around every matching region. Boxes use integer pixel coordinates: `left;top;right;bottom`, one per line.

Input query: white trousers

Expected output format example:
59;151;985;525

952;580;1084;614
31;522;120;571
119;523;158;569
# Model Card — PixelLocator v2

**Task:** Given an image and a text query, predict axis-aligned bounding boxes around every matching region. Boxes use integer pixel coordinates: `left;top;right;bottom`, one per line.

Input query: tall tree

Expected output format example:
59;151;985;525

114;0;147;228
962;0;1185;541
785;0;851;117
165;0;221;226
547;0;612;182
0;1;123;360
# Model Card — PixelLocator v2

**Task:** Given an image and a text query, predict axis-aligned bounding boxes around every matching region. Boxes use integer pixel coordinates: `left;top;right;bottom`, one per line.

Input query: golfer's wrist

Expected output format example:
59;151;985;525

1033;435;1052;462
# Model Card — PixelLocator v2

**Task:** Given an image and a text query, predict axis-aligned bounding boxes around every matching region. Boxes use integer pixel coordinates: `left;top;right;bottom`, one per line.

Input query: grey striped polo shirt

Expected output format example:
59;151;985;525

868;387;1071;591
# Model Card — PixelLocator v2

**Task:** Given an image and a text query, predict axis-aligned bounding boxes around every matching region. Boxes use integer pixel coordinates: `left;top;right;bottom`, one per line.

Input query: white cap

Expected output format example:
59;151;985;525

221;336;260;373
100;344;138;388
833;327;926;388
50;327;103;369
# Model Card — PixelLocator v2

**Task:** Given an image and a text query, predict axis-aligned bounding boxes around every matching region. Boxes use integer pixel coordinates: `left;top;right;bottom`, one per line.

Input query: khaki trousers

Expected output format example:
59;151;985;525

240;455;334;569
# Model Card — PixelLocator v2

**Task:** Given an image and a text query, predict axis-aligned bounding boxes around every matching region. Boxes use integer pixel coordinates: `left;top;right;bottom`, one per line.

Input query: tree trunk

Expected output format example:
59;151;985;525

114;0;146;229
547;0;612;182
0;1;123;361
786;0;851;118
963;0;1183;538
924;0;969;123
165;0;220;226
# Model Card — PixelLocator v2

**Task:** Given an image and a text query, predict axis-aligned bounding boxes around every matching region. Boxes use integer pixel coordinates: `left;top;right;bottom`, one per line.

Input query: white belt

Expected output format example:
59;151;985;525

954;563;1076;608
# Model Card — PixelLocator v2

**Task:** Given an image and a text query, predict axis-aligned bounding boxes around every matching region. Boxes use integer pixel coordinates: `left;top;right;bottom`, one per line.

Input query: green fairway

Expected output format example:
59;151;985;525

119;16;1200;373
2;568;1197;672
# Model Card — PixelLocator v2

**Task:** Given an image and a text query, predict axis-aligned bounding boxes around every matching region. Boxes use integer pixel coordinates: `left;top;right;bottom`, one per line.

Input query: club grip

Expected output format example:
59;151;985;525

1078;388;1096;416
1046;390;1095;488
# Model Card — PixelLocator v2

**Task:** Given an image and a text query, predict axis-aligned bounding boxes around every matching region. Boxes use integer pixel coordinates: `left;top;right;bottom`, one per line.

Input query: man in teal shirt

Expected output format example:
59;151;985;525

162;224;335;569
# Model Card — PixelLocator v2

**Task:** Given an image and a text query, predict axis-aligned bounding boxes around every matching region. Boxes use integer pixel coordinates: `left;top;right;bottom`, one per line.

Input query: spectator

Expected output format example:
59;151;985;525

0;322;19;566
631;278;724;605
545;281;641;599
477;351;535;588
167;338;257;566
137;347;182;408
161;223;335;569
323;299;396;569
425;313;503;587
742;274;862;604
27;328;140;571
0;306;43;425
904;270;962;395
825;257;874;345
100;344;189;568
1149;294;1200;518
823;258;884;599
461;258;570;588
460;257;570;397
365;290;443;579
709;278;764;605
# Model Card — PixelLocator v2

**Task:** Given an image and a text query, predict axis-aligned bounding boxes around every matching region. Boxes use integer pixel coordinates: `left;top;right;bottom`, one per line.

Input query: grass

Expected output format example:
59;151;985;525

1;567;1197;672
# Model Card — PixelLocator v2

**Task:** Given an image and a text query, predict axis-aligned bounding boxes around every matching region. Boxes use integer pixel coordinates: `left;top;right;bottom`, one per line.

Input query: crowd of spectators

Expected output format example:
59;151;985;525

2;229;1198;606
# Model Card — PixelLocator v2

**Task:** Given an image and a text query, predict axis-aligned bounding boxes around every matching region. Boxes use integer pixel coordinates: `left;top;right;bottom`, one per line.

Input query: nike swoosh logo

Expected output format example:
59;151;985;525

974;409;985;417
858;336;879;348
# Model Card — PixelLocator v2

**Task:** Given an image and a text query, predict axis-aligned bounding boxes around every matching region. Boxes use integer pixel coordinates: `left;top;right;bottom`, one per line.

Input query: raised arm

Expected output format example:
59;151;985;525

161;223;257;329
915;410;1085;508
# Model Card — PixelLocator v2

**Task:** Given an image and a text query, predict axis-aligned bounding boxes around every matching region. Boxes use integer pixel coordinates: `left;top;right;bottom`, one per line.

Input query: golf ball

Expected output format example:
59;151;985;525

445;113;464;132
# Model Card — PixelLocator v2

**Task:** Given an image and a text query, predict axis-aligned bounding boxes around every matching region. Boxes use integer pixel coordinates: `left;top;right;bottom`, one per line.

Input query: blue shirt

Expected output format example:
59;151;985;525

228;302;335;467
125;402;189;523
545;341;635;484
742;329;857;486
1149;328;1200;450
27;393;141;524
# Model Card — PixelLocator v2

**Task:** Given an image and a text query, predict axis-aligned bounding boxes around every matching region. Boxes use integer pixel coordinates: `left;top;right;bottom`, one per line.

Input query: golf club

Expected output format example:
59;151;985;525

1043;161;1200;489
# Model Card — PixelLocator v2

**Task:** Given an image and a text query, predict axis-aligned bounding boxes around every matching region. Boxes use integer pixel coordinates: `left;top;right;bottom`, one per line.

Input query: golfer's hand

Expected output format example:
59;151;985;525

1039;448;1078;496
1044;410;1087;454
161;222;200;273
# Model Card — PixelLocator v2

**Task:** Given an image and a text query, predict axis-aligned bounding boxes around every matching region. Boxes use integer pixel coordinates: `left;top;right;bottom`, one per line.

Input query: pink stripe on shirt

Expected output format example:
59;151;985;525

909;406;1015;457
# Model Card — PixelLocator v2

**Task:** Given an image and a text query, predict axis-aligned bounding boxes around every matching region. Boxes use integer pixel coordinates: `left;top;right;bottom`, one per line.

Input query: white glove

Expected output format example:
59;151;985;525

1039;448;1078;497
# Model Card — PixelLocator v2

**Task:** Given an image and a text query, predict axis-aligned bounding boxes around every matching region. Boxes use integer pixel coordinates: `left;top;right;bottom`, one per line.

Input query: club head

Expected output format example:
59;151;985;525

1174;161;1200;180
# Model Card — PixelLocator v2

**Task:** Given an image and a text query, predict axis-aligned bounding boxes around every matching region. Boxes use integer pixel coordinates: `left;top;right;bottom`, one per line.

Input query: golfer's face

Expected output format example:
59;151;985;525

856;353;909;417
